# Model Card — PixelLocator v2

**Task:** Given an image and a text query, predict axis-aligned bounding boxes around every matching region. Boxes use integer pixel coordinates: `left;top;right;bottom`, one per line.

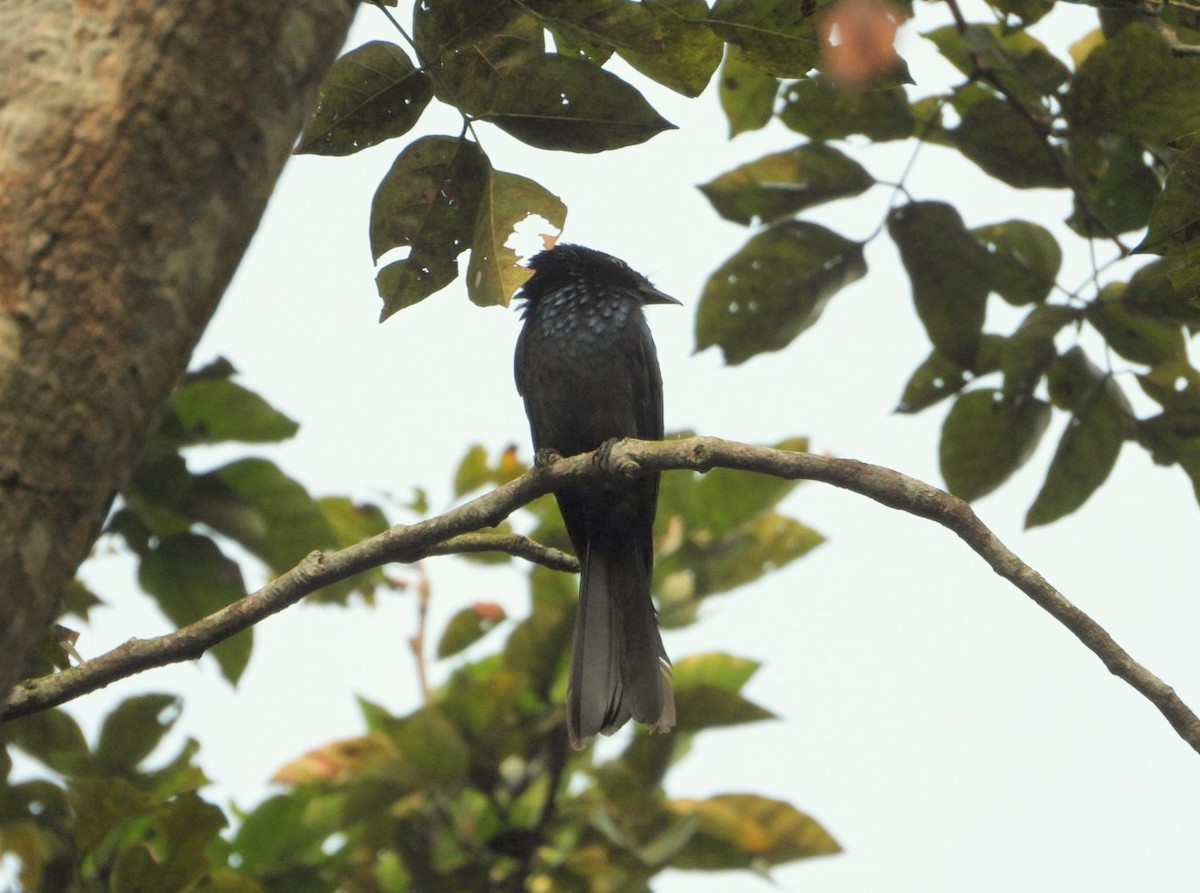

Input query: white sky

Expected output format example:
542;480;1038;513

48;1;1200;890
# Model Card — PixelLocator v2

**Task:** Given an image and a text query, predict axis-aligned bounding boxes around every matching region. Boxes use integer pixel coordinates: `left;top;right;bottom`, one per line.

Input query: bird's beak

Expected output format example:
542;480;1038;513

639;284;683;306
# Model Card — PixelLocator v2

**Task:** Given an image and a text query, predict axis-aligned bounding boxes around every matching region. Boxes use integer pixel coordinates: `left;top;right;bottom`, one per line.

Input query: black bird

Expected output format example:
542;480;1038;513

514;244;679;749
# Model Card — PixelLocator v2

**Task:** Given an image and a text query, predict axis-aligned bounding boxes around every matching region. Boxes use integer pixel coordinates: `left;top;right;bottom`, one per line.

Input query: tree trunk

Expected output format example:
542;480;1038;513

0;0;355;706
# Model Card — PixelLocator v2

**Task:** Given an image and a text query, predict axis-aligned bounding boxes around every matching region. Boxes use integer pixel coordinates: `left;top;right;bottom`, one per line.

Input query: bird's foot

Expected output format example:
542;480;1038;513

594;438;621;469
534;448;563;469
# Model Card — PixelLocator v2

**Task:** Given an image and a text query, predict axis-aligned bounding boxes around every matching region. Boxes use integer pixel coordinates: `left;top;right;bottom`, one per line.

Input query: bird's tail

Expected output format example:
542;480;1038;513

566;538;675;749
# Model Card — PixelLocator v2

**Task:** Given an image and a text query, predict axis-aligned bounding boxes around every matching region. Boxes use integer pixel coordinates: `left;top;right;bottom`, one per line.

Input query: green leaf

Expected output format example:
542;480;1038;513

1063;24;1200;150
138;534;252;684
1086;283;1186;366
779;76;913;142
896;350;968;413
419;10;545;115
1001;304;1079;398
696;222;866;365
167;377;299;445
1066;134;1160;237
1125;258;1200;326
888;202;989;366
940;389;1052;501
701;511;825;596
63;578;104;621
671;653;761;692
699;144;874;226
296;41;433;156
413;0;525;62
1026;377;1132;527
94;695;181;776
67;777;156;852
618;0;724;97
988;0;1054;25
371;136;490;319
709;0;829;77
972;220;1062;305
1046;346;1106;412
925;24;1068;103
1138;141;1200;257
667;794;841;870
466;169;566;308
688;437;808;536
478;54;676;152
521;0;663;56
387;709;471;790
437;604;506;658
953;96;1066;188
718;47;778;137
2;709;91;776
673;687;775;731
199;458;338;572
1137;360;1200;412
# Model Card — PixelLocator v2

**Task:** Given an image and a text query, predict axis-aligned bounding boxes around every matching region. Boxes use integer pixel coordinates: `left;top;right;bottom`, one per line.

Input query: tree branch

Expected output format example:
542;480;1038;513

5;437;1198;760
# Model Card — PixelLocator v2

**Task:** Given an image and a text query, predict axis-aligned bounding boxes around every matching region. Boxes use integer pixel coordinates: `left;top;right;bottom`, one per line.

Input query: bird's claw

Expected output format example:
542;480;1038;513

534;448;563;469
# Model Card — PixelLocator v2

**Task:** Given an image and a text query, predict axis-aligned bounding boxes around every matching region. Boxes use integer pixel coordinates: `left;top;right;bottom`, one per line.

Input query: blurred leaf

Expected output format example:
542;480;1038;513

437;603;507;658
201;458;337;573
467;170;566;308
953;96;1066;188
138;533;252;684
454;444;490;497
296;41;433;156
718;48;778;137
779;76;913;142
62;578;104;622
688;437;808;536
67;777;157;852
709;0;830;76
618;0;724;97
1138;141;1200;257
1001;304;1078;398
387;709;471;790
1125;258;1200;326
702;511;825;596
168;377;299;446
667;794;840;870
989;0;1054;25
940;389;1052;501
972;220;1062;306
696;221;866;365
1067;134;1160;236
925;24;1068;103
1026;377;1132;526
1137;360;1200;412
478;55;675;152
94;695;181;776
672;653;761;692
699;144;874;226
674;687;775;731
896;350;968;413
3;709;91;777
272;734;392;786
144;737;208;800
1086;283;1186;366
371;136;490;318
888;202;989;366
313;496;391;604
1063;24;1200;150
1046;346;1107;412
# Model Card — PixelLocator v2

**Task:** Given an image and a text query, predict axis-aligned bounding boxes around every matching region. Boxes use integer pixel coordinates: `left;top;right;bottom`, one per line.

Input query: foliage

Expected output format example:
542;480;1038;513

8;0;1200;888
295;0;1200;526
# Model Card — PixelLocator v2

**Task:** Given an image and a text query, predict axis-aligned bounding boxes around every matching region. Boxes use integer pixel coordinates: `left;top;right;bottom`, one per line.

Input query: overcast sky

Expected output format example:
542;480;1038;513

47;2;1200;890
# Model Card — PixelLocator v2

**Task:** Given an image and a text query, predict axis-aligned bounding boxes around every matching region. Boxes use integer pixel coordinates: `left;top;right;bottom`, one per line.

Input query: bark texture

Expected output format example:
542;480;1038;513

0;0;355;705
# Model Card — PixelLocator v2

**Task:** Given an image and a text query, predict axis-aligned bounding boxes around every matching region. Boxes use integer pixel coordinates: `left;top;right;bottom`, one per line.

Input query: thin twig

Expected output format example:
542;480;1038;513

408;564;432;704
4;437;1197;761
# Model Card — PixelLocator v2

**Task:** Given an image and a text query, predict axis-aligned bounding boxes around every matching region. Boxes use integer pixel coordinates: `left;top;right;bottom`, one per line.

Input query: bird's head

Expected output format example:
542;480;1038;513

518;244;681;310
